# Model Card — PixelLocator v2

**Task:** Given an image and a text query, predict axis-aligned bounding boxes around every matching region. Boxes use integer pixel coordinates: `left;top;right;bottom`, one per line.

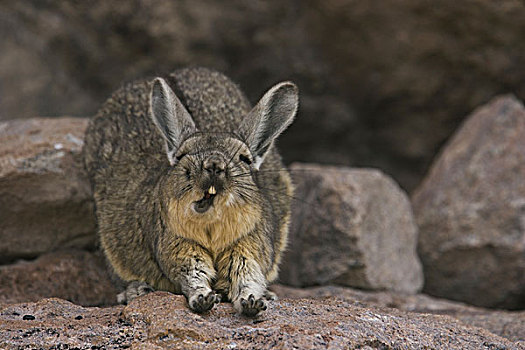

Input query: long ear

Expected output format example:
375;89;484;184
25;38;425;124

240;81;298;169
150;78;196;165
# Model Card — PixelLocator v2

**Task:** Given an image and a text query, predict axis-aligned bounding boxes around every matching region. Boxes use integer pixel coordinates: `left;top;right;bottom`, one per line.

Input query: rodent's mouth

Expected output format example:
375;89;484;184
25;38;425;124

193;186;217;214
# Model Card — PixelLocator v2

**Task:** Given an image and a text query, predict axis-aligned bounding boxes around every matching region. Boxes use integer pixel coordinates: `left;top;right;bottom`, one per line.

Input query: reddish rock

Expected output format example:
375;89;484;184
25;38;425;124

0;292;520;349
272;284;525;344
0;248;521;345
280;163;423;294
0;117;96;263
412;95;525;309
0;250;117;307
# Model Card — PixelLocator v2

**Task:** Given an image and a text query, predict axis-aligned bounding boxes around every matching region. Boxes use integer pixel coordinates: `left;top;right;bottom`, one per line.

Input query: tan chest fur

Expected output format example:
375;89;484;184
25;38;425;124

166;196;262;256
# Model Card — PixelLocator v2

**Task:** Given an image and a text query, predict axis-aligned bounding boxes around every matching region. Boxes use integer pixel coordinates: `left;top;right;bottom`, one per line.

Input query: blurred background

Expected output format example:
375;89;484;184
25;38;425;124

1;0;525;192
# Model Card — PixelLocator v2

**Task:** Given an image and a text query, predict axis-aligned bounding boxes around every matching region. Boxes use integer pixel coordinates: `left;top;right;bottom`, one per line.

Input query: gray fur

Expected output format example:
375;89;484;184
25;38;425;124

240;82;298;169
84;67;298;316
150;78;196;165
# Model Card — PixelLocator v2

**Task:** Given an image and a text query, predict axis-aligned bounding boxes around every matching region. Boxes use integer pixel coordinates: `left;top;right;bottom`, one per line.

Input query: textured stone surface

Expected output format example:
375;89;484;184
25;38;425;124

280;163;423;294
272;284;525;344
3;1;525;190
2;249;521;344
0;250;117;307
0;292;520;350
413;95;525;309
0;249;522;347
0;117;96;263
2;250;522;344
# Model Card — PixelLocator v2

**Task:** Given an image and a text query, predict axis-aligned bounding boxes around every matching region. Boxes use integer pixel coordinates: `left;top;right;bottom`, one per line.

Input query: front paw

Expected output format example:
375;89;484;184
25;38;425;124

237;294;267;317
188;291;221;313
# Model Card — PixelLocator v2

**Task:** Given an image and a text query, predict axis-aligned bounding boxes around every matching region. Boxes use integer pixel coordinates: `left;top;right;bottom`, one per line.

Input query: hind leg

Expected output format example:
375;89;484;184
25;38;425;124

117;281;155;304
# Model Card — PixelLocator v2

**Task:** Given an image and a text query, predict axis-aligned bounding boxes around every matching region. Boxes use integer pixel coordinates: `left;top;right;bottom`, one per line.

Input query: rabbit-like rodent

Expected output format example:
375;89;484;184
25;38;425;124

83;67;298;316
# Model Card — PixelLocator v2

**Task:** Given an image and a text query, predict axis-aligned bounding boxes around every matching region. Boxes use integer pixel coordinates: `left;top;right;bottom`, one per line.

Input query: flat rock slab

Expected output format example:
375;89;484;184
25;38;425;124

0;250;522;346
272;284;525;345
412;95;525;309
0;117;96;263
280;163;423;294
0;293;521;350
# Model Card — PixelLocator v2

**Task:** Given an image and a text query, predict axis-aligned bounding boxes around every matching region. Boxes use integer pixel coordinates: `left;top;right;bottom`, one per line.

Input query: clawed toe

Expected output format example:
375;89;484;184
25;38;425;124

189;291;220;313
239;294;267;317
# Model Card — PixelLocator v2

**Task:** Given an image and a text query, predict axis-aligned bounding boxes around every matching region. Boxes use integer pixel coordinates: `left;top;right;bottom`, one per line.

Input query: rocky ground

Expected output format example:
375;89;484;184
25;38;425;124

0;251;524;349
1;291;523;350
1;250;524;348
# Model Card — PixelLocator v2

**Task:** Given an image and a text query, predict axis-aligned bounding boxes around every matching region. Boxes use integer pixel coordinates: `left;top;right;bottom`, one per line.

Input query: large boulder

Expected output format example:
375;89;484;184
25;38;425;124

280;163;423;294
0;117;96;263
3;1;525;190
0;293;520;349
412;95;525;309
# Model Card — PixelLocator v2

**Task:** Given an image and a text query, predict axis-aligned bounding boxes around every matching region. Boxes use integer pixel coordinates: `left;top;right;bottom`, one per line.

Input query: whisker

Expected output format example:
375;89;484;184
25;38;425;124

231;181;329;221
229;167;321;179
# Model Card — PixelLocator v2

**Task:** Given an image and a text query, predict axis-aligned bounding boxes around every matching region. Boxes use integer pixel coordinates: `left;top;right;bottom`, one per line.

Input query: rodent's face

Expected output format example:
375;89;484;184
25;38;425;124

165;133;261;222
150;76;298;228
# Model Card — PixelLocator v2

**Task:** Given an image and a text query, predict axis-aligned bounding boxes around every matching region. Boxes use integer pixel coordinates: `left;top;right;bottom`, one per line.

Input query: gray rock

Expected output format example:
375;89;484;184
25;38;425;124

280;163;423;294
0;117;96;263
412;95;525;309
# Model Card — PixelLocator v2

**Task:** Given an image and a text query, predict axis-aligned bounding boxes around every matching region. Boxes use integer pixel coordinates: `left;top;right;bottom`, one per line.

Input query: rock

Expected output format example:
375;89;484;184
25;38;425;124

0;250;117;307
297;0;525;190
457;312;525;347
0;298;124;350
0;293;520;349
3;2;525;191
272;284;525;344
412;95;525;309
279;163;423;294
0;117;96;263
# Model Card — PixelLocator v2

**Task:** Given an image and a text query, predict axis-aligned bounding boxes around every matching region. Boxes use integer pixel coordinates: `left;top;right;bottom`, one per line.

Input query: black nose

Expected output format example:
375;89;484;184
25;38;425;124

203;156;226;176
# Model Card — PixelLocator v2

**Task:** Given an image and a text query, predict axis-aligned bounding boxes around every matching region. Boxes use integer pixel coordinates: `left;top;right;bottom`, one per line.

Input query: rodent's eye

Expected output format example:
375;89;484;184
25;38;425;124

176;153;187;161
185;168;191;180
239;154;252;165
